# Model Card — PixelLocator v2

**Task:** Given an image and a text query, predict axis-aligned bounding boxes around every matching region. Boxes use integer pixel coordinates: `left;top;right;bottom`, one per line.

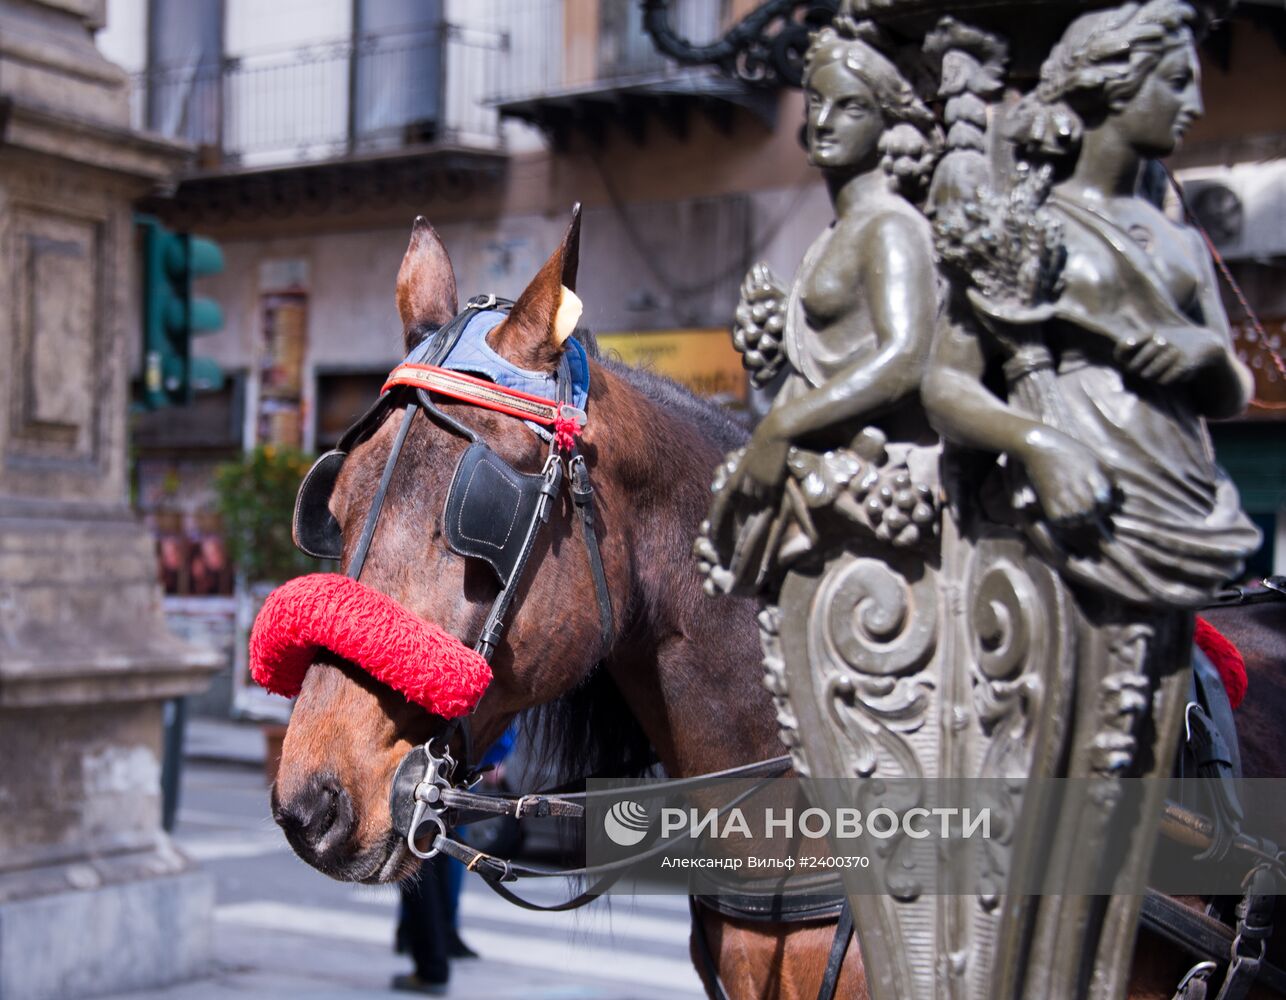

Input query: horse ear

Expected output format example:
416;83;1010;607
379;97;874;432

397;216;458;352
488;205;583;372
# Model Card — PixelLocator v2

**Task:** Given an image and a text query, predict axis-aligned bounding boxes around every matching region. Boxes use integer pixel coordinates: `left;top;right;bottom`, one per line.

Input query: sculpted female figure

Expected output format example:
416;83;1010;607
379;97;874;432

705;11;942;589
918;6;1261;992
925;0;1259;608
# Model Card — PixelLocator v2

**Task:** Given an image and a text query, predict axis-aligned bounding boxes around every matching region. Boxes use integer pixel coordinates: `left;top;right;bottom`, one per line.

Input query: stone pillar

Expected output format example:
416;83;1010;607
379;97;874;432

0;2;221;998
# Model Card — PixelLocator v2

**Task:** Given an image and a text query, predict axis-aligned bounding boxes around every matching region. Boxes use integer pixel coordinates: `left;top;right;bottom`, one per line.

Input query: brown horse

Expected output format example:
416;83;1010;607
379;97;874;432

270;215;1283;999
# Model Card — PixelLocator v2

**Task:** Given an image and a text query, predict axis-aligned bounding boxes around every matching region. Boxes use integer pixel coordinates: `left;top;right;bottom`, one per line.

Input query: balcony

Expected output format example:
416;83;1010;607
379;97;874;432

132;24;507;222
485;0;776;147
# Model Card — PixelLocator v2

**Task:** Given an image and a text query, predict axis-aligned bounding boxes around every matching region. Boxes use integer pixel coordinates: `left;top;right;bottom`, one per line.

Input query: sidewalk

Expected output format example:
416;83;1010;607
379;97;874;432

127;722;705;1000
104;915;700;999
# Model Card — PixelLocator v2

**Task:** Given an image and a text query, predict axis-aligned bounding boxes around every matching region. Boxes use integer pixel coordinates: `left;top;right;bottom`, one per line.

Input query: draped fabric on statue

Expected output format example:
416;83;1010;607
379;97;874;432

1014;197;1261;609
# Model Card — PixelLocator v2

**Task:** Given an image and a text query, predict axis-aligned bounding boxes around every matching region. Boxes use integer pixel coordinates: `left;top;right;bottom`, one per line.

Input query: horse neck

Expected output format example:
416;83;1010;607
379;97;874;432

590;364;781;779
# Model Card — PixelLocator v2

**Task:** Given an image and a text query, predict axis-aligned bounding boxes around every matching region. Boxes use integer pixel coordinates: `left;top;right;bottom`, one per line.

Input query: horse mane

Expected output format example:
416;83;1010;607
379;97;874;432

525;332;750;784
597;356;751;455
584;328;751;453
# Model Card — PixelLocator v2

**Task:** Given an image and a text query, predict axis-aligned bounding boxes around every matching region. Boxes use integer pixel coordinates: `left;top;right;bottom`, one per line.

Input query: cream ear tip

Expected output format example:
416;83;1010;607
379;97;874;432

554;286;583;346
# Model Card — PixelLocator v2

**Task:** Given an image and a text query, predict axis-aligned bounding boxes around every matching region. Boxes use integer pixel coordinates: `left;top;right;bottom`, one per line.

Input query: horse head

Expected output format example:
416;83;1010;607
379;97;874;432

267;211;771;883
269;211;616;882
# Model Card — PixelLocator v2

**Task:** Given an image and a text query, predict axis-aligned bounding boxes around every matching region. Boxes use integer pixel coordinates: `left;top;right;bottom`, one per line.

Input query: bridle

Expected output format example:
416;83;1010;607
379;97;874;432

288;294;817;909
290;295;858;1000
291;293;615;853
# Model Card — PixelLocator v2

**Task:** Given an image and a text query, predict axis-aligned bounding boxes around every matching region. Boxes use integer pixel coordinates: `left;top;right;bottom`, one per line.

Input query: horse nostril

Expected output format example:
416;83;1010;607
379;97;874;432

273;774;355;863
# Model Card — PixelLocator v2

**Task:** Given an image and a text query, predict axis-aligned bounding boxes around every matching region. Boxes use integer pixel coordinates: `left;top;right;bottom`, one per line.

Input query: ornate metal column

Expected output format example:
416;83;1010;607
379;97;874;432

691;1;1253;998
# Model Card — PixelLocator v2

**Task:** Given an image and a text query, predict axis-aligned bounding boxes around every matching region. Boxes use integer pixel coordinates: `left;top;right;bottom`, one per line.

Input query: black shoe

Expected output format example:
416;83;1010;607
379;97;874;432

391;972;449;995
447;933;479;960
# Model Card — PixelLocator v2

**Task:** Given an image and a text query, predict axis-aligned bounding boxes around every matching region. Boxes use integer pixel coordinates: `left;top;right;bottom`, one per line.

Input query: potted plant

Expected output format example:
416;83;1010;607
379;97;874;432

214;444;316;588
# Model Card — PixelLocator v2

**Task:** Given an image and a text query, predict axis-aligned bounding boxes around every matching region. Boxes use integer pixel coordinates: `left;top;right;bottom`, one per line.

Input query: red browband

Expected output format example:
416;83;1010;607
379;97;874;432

384;363;587;431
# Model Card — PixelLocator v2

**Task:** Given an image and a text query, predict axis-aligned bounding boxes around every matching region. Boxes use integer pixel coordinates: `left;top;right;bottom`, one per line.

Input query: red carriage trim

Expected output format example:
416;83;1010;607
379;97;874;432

248;573;491;718
1194;615;1248;710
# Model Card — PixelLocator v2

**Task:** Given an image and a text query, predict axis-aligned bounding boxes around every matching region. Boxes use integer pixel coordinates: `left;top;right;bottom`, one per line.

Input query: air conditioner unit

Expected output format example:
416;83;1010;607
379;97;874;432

1178;162;1286;261
1186;180;1244;247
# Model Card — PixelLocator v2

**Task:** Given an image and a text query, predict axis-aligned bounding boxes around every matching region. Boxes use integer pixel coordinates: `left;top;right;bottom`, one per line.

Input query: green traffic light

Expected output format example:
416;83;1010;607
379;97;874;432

159;231;187;279
186;236;224;278
189;357;226;392
189;298;223;333
136;214;226;409
163;295;187;334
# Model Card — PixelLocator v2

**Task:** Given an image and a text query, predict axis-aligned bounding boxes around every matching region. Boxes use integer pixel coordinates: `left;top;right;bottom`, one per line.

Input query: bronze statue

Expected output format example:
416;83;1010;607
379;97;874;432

924;5;1261;995
928;0;1259;604
702;12;943;595
698;2;1262;998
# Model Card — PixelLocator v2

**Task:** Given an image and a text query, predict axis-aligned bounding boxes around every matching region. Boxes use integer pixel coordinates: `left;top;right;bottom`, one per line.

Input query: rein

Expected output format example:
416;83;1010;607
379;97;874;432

403;745;795;912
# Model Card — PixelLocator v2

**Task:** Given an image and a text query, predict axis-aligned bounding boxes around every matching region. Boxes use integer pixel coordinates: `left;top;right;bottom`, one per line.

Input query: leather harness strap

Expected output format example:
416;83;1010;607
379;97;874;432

686;894;853;1000
690;895;735;1000
346;400;419;581
816;900;854;1000
1177;647;1246;863
433;753;794;825
693;891;845;925
1142;887;1286;998
570;449;614;654
472;452;563;660
384;362;586;430
1214;865;1279;1000
412;759;794;912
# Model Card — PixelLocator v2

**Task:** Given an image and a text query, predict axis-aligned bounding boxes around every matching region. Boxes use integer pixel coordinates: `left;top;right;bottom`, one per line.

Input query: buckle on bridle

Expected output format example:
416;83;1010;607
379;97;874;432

466;293;499;311
405;740;457;860
1174;961;1217;996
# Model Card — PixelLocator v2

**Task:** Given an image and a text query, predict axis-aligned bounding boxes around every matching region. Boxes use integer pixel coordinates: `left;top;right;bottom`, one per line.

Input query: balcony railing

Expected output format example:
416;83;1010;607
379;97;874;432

487;0;727;106
133;25;505;170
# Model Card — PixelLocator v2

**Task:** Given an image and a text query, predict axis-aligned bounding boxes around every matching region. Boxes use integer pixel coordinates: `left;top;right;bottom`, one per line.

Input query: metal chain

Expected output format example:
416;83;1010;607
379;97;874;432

1164;166;1286;410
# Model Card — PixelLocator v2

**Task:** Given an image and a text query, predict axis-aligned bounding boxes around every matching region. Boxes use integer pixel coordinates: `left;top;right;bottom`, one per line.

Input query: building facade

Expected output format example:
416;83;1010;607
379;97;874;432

94;0;1286;712
1170;7;1286;584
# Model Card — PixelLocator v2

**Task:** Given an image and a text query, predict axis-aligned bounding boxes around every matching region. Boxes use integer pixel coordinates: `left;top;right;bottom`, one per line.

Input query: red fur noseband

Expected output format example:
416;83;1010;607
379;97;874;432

248;573;491;718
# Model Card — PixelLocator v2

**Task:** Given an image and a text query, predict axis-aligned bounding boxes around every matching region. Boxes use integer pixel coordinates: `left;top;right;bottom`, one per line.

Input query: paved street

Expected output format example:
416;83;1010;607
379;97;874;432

103;736;705;1000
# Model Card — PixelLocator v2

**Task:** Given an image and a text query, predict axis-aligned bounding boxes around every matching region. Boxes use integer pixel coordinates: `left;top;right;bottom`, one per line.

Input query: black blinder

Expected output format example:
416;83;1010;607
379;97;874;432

292;450;347;561
444;443;549;587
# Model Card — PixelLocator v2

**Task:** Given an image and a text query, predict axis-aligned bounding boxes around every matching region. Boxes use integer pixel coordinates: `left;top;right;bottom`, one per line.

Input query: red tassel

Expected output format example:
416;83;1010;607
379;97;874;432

1194;616;1248;710
553;415;579;452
